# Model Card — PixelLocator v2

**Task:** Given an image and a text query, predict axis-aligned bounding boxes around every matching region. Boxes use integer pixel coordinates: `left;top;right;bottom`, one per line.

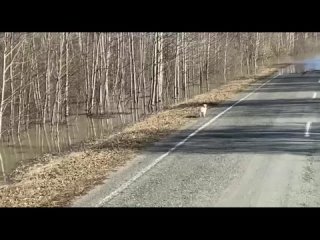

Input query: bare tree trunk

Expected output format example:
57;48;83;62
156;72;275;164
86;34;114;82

118;32;126;122
239;33;244;76
90;33;99;115
85;33;91;115
52;33;66;125
30;34;42;124
0;152;6;182
277;33;281;55
0;33;9;138
174;33;180;104
213;33;218;77
223;32;229;83
103;33;111;114
26;83;32;130
139;33;147;113
150;32;158;111
129;32;138;119
205;33;211;91
43;33;51;125
254;32;260;74
65;32;70;119
182;33;187;101
113;33;121;105
18;43;26;135
158;32;164;110
293;32;296;53
9;34;15;136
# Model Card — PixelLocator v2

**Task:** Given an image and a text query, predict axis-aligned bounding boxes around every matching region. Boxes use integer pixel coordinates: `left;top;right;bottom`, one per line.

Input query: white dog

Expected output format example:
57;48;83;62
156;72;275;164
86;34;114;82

199;104;207;117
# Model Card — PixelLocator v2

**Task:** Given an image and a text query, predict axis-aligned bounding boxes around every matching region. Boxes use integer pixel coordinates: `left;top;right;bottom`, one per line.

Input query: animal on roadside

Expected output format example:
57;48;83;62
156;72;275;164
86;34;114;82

199;104;207;118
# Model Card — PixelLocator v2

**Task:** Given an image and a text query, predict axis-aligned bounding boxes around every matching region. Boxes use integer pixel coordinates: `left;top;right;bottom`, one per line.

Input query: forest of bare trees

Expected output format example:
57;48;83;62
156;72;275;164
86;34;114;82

0;32;318;140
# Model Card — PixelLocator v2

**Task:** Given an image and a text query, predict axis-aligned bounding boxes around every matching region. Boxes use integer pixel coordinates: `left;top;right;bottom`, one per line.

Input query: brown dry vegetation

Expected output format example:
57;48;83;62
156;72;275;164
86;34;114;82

0;66;279;207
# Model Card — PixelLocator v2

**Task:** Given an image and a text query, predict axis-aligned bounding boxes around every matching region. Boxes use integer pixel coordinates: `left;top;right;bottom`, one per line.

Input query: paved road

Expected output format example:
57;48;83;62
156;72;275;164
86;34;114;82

73;66;320;207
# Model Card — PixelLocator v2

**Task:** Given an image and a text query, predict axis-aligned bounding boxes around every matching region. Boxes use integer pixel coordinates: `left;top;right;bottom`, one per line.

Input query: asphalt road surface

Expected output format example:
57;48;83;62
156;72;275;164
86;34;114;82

73;66;320;207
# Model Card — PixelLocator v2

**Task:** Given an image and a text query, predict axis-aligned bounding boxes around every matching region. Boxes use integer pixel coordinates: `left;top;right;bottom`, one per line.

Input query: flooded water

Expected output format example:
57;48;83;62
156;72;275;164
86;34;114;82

0;112;138;182
1;53;320;182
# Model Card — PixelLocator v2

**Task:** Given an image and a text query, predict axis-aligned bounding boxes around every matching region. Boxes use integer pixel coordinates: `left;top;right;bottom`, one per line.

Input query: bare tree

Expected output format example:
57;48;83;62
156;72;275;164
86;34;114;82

223;32;229;83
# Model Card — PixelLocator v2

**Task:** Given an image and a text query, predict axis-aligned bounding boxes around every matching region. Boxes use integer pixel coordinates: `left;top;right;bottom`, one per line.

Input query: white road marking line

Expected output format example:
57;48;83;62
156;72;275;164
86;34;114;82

305;122;312;137
313;92;317;99
96;73;280;207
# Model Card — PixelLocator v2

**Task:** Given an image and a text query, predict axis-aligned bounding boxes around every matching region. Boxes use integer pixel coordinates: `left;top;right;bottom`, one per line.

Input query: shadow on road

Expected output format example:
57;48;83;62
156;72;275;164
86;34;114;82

145;124;320;156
